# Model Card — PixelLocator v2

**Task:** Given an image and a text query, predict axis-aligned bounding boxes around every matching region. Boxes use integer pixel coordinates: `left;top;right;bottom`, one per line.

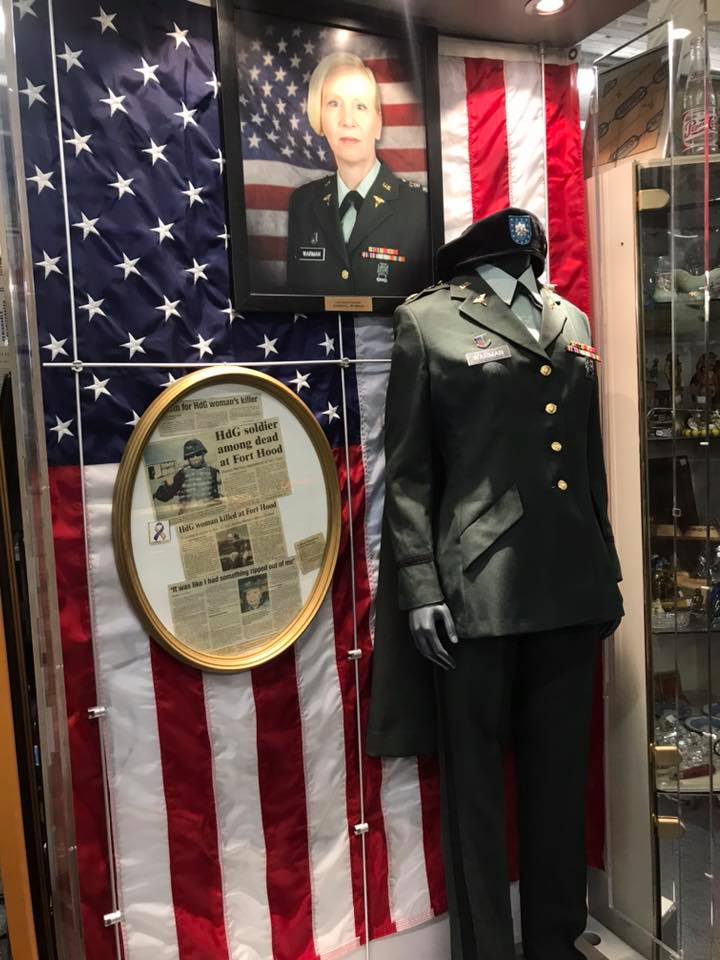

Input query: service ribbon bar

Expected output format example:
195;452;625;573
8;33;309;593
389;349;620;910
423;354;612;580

566;341;602;362
361;251;407;262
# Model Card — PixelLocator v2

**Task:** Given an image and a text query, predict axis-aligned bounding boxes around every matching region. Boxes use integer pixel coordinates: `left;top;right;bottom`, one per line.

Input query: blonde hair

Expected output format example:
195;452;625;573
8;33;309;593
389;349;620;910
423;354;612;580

306;52;381;136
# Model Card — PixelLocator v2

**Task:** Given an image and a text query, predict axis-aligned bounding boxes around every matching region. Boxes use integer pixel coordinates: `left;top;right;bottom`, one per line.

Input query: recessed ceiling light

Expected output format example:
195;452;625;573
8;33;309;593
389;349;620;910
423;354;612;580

525;0;574;15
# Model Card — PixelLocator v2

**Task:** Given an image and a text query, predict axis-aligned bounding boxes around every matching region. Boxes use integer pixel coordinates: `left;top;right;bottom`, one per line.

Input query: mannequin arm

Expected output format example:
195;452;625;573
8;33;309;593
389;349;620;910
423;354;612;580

408;603;459;670
384;306;445;610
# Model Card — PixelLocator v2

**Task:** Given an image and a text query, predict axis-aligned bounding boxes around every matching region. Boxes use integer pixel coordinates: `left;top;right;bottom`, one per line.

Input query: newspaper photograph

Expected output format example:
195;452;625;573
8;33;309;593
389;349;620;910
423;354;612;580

168;557;302;654
144;415;291;524
173;500;288;581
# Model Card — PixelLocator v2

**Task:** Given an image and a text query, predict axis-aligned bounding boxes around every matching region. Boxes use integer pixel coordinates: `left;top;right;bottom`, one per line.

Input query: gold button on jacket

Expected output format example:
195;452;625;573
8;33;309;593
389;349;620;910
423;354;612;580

551;441;563;453
557;479;568;491
545;402;557;414
540;364;552;376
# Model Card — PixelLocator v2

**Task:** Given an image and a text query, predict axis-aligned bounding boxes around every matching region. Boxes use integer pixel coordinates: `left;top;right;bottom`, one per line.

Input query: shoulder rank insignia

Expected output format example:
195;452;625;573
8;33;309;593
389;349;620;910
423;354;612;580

404;282;448;304
566;341;602;363
373;195;385;208
322;193;332;205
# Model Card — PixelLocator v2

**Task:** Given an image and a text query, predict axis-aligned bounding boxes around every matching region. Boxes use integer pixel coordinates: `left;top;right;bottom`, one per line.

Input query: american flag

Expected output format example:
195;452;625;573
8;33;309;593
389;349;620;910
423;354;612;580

13;0;600;957
235;14;427;288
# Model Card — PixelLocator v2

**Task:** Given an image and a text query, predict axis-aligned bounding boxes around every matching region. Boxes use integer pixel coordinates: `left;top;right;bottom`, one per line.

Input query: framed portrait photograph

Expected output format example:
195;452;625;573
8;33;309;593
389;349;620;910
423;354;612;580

216;0;443;312
112;367;341;672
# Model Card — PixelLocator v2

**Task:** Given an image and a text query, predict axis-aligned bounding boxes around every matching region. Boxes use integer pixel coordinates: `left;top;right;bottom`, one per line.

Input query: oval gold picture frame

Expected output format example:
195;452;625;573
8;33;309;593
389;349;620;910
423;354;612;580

112;366;341;672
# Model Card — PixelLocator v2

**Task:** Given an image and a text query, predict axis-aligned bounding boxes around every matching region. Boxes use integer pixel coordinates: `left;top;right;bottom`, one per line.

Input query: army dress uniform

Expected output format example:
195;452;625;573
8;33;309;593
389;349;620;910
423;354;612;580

286;160;430;296
367;209;624;960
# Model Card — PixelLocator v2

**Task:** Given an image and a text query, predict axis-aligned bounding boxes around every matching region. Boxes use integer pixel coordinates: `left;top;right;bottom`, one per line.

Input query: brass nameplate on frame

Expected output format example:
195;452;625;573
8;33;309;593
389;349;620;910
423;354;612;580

324;296;373;312
112;366;341;672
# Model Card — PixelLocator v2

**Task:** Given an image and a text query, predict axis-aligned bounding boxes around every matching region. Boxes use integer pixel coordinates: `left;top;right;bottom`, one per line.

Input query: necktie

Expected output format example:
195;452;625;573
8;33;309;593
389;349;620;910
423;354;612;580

339;189;363;219
339;190;363;242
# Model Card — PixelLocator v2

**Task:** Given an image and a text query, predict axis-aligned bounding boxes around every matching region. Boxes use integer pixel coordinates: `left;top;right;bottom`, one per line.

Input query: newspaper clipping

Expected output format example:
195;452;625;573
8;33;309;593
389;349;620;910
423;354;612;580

167;557;303;653
140;390;324;654
144;393;291;523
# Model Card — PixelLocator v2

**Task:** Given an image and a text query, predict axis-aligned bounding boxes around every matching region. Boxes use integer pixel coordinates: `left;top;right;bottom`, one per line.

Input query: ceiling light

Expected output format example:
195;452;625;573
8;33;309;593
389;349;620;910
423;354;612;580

525;0;574;15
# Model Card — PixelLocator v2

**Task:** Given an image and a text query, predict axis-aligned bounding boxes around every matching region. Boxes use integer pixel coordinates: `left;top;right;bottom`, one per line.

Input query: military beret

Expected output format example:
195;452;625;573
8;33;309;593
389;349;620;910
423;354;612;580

435;207;547;280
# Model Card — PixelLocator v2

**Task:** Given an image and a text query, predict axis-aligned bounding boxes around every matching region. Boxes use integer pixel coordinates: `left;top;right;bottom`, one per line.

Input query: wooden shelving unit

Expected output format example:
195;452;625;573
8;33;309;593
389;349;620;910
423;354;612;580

652;524;720;541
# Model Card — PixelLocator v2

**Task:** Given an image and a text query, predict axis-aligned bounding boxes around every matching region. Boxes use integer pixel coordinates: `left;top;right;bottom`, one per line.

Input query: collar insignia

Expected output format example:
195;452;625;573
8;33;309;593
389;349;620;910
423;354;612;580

373;195;385;208
382;181;391;191
322;193;332;205
472;294;487;305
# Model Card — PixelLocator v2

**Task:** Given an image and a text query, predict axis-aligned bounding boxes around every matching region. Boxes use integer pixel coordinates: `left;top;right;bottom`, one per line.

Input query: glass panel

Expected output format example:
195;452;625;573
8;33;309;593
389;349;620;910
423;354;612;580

635;8;716;957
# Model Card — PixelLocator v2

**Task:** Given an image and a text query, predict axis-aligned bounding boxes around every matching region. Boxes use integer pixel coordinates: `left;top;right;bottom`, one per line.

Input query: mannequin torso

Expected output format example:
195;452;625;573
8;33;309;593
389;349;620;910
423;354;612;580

408;252;541;669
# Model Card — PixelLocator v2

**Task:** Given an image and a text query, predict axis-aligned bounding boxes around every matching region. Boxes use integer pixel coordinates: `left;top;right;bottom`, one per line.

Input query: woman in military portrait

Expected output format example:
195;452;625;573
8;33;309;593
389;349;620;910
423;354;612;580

286;51;430;297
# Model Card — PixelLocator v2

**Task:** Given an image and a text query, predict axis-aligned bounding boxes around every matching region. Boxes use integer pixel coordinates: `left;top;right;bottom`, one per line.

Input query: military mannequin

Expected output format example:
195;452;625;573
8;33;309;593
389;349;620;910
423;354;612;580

367;208;624;960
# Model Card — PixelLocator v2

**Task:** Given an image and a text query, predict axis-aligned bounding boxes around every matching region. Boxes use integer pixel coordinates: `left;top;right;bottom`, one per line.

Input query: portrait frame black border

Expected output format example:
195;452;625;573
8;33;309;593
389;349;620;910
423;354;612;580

215;0;444;314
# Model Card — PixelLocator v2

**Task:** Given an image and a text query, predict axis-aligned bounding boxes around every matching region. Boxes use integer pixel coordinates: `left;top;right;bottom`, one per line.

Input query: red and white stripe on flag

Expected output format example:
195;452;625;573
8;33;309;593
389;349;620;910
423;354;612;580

439;40;591;316
52;347;445;960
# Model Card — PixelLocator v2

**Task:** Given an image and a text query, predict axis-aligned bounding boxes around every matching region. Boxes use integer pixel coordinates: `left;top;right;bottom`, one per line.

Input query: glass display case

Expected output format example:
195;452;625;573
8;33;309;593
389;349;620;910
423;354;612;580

587;7;720;958
636;153;719;958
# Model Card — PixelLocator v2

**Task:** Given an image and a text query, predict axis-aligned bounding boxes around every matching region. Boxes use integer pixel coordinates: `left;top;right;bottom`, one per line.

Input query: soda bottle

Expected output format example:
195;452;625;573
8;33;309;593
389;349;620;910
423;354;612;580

682;35;718;154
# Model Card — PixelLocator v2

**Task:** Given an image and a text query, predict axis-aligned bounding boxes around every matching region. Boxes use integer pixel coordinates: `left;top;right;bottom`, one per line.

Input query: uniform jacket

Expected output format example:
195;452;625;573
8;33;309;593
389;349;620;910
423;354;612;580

367;273;623;757
286;161;429;296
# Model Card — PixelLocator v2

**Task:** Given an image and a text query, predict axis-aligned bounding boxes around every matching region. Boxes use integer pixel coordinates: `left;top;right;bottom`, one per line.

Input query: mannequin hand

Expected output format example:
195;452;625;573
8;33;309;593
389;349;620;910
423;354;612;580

408;603;459;670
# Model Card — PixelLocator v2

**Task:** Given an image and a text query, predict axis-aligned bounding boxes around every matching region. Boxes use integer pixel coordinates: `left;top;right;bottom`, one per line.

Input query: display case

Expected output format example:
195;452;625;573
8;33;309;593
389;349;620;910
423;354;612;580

587;10;720;958
635;154;719;957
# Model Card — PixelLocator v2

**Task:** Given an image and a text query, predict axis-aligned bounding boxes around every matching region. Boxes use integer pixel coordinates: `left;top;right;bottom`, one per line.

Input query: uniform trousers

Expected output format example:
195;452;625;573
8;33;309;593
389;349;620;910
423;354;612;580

435;623;600;960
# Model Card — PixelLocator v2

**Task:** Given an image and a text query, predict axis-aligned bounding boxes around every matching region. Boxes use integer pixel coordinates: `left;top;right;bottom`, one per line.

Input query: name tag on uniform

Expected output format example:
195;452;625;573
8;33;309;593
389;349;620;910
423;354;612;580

466;344;512;366
299;246;325;261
